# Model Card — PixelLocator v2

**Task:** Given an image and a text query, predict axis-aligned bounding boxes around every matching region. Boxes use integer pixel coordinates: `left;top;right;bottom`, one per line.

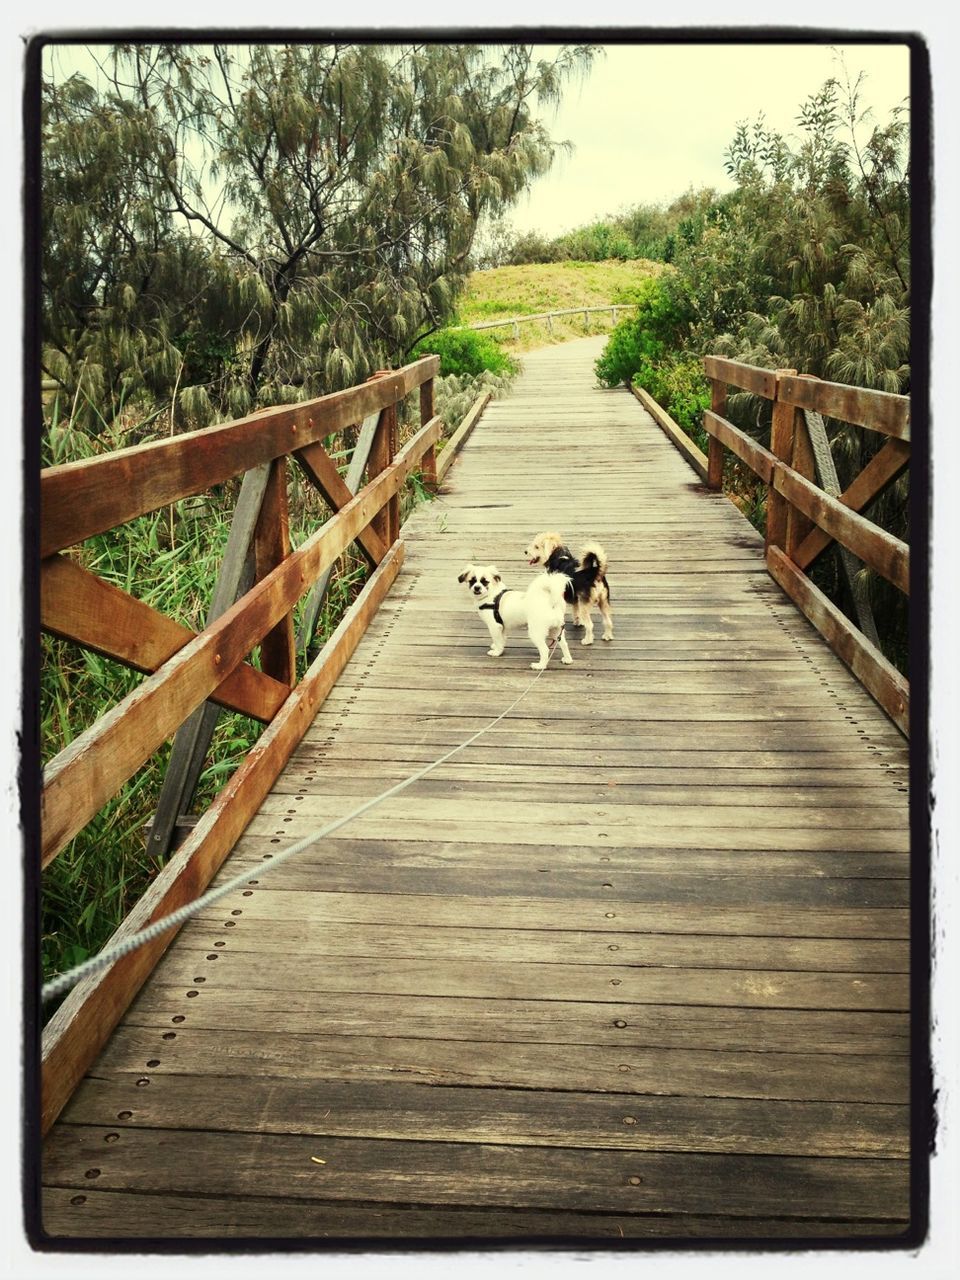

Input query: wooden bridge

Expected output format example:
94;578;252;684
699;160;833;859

38;336;915;1245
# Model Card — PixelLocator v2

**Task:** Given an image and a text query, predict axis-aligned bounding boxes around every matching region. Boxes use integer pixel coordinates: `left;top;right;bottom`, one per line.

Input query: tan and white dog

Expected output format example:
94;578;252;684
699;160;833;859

524;532;614;645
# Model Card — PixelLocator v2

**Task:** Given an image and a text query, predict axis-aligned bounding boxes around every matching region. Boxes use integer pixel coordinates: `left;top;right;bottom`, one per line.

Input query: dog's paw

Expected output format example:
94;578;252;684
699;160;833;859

580;636;594;646
602;632;614;642
561;654;574;665
487;648;504;657
530;661;546;670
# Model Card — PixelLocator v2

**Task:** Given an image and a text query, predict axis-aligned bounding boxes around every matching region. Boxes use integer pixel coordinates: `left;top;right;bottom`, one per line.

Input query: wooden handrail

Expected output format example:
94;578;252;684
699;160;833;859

467;304;625;333
41;356;439;558
41;358;444;1130
700;357;910;735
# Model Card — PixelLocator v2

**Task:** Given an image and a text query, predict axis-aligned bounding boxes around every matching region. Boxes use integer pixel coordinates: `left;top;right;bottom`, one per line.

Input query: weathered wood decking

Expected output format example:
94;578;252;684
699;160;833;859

42;336;911;1244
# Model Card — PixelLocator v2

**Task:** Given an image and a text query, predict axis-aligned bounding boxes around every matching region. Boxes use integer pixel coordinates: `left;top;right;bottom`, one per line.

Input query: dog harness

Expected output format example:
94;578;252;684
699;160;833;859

479;588;512;627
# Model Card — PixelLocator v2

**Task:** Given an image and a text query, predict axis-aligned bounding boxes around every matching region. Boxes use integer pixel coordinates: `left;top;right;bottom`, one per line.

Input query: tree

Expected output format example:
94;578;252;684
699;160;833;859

40;41;596;427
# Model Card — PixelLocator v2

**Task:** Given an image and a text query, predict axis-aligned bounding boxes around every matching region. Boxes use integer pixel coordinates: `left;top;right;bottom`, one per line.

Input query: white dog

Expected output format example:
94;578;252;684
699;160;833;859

458;563;573;670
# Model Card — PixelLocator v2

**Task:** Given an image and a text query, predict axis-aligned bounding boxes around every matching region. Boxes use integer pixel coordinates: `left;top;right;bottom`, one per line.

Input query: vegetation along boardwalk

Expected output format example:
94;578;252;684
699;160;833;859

42;336;911;1243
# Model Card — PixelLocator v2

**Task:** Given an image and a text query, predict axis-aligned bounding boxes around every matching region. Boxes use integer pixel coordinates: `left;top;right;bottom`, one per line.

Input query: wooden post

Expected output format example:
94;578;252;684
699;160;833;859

766;368;798;552
420;377;437;492
546;313;554;335
253;455;297;686
367;371;396;547
706;378;726;490
786;374;819;558
147;463;271;862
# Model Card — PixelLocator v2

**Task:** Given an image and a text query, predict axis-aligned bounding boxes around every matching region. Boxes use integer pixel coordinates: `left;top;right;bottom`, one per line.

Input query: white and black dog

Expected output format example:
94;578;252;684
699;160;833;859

524;532;614;645
458;563;574;670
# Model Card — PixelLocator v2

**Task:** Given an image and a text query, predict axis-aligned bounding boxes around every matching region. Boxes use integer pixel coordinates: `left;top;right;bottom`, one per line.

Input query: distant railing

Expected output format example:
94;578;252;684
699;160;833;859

468;304;626;338
701;356;909;736
40;355;442;1132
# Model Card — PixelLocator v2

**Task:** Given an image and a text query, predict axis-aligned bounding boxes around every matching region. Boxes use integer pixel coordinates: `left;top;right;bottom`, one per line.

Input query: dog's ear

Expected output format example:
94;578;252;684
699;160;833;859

488;565;501;582
457;566;471;583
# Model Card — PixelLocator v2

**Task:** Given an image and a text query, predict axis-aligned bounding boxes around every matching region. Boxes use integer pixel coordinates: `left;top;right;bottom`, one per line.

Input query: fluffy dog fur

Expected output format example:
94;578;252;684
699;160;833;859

458;563;573;670
524;531;613;645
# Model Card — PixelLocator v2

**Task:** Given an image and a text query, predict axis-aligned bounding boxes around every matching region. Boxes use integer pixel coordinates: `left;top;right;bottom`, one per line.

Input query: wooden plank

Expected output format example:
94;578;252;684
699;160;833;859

40;355;439;557
39;554;287;722
39;1188;910;1240
778;375;910;441
126;983;911;1052
144;947;908;1011
60;1074;909;1157
420;377;437;490
40;543;405;1134
436;391;492;483
787;390;818;556
295;409;381;654
40;418;440;866
766;369;798;551
702;355;777;400
293;438;387;568
169;917;907;972
147;462;274;860
793;437;911;570
771;464;909;596
252;456;296;687
703;409;776;483
707;377;726;489
767;546;908;736
703;411;909;595
188;888;910;941
42;1126;910;1219
630;384;708;481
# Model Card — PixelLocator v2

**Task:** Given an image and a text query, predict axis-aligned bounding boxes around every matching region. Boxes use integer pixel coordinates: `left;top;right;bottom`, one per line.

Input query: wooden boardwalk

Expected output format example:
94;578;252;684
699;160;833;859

42;336;912;1243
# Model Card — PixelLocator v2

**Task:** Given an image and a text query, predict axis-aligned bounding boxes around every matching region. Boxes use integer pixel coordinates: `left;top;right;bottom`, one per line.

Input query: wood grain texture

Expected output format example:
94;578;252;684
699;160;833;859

767;545;909;735
41;416;441;865
40;542;405;1134
630;384;708;481
40;355;440;557
778;374;910;441
42;338;912;1244
703;355;777;399
40;554;287;721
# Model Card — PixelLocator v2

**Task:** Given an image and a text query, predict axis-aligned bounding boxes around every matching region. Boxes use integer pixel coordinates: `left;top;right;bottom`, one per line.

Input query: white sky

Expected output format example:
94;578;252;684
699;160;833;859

510;41;912;236
41;39;910;242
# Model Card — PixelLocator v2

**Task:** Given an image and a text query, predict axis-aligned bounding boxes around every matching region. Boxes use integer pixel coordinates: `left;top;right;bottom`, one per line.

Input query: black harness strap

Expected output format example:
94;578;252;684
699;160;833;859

479;588;511;627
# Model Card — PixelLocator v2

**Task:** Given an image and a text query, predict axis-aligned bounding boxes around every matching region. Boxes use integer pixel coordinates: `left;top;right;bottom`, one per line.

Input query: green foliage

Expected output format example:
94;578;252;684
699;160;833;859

593;67;910;670
594;274;694;388
41;41;597;425
412;328;518;378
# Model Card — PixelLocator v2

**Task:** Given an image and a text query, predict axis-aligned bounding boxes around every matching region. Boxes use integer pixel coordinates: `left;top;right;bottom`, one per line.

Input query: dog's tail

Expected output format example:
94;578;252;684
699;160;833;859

532;572;573;609
579;541;608;579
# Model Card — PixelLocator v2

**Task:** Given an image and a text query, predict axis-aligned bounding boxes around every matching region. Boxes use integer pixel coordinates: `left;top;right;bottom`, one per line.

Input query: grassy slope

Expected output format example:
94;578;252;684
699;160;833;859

456;259;662;353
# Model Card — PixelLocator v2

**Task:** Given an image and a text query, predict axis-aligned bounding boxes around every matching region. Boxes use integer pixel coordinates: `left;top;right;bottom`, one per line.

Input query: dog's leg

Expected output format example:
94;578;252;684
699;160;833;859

483;613;505;656
599;590;614;642
555;628;574;665
528;627;551;670
580;607;595;646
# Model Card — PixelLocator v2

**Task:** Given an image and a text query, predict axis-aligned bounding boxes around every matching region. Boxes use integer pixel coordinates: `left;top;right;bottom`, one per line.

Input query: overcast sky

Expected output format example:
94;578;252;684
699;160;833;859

508;40;912;236
41;37;911;241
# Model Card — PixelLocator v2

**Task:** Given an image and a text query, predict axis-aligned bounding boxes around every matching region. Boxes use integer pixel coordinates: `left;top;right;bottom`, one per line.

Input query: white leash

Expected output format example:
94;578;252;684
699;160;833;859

42;628;566;1003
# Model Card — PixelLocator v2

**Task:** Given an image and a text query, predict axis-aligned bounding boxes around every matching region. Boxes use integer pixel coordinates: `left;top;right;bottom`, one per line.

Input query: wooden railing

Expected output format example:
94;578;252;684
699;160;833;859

702;356;910;736
39;355;442;1132
468;304;626;338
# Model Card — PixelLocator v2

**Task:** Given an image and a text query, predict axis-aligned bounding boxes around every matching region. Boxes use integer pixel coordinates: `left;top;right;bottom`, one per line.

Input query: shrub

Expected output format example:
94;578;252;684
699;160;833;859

413;327;518;378
594;274;694;388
